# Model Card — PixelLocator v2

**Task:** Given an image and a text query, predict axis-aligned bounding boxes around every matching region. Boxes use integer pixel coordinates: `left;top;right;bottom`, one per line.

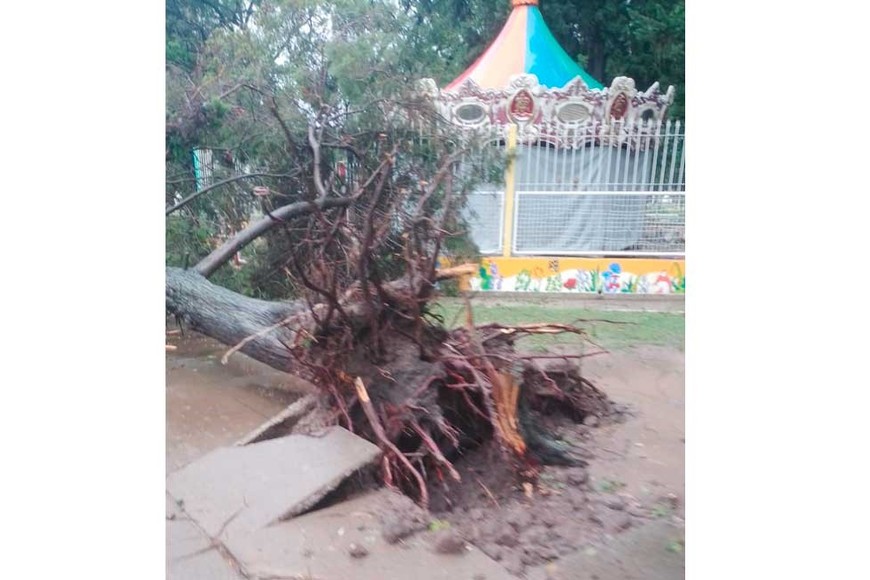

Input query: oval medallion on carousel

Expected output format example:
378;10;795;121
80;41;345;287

508;88;536;123
609;93;629;120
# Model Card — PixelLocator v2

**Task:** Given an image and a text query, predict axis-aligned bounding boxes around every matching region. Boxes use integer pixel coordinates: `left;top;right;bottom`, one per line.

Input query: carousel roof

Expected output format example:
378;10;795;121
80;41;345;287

445;0;604;92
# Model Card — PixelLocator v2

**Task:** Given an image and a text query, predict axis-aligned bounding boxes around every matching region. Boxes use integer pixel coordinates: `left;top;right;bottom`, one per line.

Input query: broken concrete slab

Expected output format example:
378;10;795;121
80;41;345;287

234;394;320;446
224;488;515;580
525;519;684;580
166;427;381;541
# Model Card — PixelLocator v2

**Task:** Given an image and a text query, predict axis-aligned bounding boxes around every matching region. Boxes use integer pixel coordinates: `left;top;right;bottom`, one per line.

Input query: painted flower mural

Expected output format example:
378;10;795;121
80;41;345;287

477;260;504;291
478;263;492;290
652;273;671;294
468;260;685;295
515;269;533;292
490;261;503;291
601;263;622;293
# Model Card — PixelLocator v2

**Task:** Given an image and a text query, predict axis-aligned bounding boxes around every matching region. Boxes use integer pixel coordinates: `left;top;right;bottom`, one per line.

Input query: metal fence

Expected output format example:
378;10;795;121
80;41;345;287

462;119;685;257
192;148;248;191
513;191;684;256
465;190;505;254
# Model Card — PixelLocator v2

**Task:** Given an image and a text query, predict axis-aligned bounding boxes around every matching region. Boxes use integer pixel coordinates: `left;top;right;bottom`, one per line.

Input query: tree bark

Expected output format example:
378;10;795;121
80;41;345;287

194;196;353;277
166;267;307;371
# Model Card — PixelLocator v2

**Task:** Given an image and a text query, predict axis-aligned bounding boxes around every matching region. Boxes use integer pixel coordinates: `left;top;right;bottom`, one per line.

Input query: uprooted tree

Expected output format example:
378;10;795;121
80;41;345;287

166;0;615;508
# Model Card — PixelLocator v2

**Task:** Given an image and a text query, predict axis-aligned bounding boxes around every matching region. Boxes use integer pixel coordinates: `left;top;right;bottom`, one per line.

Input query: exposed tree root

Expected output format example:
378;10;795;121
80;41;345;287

259;314;617;507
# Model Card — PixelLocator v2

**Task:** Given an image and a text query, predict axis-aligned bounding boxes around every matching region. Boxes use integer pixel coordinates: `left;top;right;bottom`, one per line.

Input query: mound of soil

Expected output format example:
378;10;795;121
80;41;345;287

422;409;641;577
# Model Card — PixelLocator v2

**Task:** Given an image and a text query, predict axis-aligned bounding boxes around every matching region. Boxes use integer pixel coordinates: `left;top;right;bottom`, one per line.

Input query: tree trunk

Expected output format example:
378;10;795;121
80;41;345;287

166;263;477;373
166;267;307;371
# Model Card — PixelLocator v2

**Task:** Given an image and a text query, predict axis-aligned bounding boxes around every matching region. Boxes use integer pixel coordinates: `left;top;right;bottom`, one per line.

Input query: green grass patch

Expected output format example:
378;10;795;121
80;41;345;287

595;478;627;493
428;519;451;532
652;504;673;518
429;300;684;352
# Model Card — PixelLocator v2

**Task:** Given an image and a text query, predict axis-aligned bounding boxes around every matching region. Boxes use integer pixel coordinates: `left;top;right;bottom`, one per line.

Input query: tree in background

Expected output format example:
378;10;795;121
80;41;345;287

397;0;511;82
543;0;684;117
166;0;431;296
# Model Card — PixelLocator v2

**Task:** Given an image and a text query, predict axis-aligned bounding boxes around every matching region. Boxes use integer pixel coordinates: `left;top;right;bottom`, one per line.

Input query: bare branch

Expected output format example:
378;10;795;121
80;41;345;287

308;123;328;199
267;96;299;151
166;172;299;216
194;197;353;277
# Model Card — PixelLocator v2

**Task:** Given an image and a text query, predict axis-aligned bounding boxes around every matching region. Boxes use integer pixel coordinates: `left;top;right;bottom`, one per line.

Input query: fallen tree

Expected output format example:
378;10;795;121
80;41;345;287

166;106;615;508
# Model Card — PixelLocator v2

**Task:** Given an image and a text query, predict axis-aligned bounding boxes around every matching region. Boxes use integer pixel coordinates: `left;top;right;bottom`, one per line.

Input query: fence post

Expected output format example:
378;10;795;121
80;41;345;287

192;148;203;192
501;124;518;258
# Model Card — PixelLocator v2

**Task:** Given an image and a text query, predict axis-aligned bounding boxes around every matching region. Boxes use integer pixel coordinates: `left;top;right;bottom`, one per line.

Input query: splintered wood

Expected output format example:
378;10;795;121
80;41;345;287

464;294;528;459
490;371;526;456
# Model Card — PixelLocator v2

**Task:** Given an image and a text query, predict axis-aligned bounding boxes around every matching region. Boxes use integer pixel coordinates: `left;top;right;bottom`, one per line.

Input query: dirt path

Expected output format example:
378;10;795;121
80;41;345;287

581;345;685;517
563;345;685;579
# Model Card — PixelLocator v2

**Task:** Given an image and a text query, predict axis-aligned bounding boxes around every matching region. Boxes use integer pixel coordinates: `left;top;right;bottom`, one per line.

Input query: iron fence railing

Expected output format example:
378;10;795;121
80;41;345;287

462;120;685;257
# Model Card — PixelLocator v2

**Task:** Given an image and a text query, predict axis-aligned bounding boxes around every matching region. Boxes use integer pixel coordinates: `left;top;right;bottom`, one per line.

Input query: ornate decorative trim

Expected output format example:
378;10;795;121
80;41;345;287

425;74;676;150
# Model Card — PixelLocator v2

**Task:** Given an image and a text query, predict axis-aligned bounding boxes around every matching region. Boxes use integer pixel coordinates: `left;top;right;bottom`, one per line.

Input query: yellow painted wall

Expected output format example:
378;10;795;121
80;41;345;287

479;257;684;278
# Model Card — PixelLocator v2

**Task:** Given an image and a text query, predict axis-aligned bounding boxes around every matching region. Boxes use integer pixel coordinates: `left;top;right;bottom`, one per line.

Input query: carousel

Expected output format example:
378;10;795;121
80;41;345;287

419;0;685;294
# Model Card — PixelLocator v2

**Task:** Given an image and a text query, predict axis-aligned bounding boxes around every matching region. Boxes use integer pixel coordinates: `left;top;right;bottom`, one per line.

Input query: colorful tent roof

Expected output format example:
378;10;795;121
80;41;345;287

445;0;604;92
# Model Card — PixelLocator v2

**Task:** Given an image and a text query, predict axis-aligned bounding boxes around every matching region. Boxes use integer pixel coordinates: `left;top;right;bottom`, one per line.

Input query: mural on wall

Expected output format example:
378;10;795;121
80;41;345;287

469;259;686;294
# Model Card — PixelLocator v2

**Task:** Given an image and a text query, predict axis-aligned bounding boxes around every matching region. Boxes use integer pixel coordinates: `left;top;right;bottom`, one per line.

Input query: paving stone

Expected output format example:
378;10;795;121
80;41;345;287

166;427;381;541
224;489;515;580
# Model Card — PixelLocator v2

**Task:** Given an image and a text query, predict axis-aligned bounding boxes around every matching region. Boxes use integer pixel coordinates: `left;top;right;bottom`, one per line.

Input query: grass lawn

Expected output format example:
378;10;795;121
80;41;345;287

429;299;685;352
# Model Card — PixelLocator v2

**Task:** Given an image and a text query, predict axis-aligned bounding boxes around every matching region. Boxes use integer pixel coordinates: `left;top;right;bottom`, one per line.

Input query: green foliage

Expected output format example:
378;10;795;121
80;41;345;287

166;0;259;70
166;215;213;269
398;0;511;84
542;0;685;118
166;215;270;296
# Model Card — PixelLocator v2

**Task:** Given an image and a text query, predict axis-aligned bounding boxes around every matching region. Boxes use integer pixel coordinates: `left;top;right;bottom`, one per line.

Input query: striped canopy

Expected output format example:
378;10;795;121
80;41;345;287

446;0;604;92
